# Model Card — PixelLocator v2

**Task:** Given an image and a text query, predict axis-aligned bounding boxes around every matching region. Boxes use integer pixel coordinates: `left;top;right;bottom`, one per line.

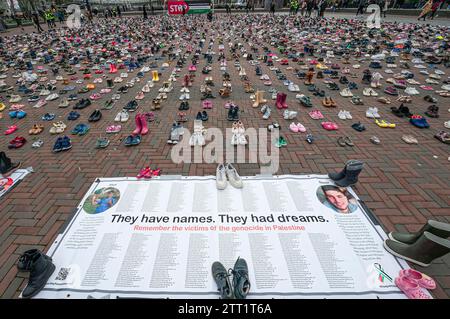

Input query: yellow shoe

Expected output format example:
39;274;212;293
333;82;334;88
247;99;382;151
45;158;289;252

375;119;388;128
316;63;328;70
0;102;5;112
382;120;396;128
152;70;159;82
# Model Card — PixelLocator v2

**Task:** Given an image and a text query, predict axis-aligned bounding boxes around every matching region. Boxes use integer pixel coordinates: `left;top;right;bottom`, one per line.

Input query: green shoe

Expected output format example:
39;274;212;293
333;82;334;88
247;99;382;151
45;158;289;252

280;136;287;146
78;87;89;94
102;100;114;110
275;138;283;148
95;137;110;149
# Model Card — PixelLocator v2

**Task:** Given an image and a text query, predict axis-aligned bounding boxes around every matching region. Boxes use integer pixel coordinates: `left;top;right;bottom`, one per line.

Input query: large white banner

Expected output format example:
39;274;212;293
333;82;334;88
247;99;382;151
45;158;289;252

36;175;414;299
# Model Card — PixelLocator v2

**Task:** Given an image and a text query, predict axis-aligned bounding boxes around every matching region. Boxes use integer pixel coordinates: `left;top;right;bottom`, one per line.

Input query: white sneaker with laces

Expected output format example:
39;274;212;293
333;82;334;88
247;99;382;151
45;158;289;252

338;110;346;120
405;87;419;95
225;163;243;189
345;110;352;120
216;164;228;190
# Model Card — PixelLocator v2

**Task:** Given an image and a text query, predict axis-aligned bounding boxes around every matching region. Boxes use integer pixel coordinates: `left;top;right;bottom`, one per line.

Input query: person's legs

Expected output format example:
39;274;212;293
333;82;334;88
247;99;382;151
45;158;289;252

430;10;437;19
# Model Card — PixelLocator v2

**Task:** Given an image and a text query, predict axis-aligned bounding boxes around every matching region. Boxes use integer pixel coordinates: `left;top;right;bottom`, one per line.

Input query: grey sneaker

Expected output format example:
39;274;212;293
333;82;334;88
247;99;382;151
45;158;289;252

212;261;234;299
225;163;243;188
262;106;271;120
216;163;227;190
231;257;250;299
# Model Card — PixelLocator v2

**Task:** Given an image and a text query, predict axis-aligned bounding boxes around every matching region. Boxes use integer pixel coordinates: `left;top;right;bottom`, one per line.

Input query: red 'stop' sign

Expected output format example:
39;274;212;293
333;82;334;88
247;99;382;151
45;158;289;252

168;1;189;15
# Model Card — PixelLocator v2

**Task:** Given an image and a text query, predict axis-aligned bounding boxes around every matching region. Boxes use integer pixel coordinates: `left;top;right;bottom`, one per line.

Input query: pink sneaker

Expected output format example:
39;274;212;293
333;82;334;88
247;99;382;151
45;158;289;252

395;276;431;299
5;125;18;135
296;123;306;132
399;269;436;290
137;166;152;179
289;122;299;132
90;93;101;100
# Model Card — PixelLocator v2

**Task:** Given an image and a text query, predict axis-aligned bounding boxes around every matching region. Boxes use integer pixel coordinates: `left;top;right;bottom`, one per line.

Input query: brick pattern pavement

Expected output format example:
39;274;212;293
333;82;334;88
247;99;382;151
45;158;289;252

0;16;449;299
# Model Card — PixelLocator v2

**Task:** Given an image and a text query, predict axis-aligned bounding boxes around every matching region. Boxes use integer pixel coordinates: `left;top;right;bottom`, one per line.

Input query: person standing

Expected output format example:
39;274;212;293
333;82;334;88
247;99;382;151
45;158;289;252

300;0;306;15
151;5;155;15
57;9;65;24
319;0;326;17
356;0;365;15
32;11;44;33
13;14;25;31
306;0;314;17
430;0;444;19
117;5;122;18
45;9;54;29
380;0;387;17
418;0;433;20
270;0;276;15
143;5;148;19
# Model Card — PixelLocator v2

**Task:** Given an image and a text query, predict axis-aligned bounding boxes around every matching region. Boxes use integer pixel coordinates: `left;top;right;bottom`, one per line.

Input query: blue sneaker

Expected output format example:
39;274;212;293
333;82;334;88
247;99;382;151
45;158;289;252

124;135;134;146
67;111;80;121
77;124;90;136
42;113;55;121
18;85;28;93
9;110;18;118
131;135;141;145
60;136;72;151
17;110;27;119
71;124;83;135
53;137;63;152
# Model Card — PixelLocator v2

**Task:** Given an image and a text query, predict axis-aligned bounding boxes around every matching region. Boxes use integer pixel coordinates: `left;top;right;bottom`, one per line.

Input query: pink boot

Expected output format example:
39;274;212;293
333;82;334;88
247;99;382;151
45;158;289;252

276;93;283;109
133;114;142;135
140;114;148;135
282;93;288;108
109;63;117;74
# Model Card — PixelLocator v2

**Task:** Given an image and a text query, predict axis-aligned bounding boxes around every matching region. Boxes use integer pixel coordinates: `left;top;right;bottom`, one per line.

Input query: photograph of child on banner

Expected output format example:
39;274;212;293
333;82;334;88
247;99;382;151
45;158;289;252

317;185;358;214
83;187;120;214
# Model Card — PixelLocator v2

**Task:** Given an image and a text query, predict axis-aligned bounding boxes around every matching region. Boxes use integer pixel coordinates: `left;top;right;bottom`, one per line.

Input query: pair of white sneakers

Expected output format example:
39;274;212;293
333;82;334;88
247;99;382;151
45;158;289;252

189;120;206;146
366;107;380;118
179;93;190;100
216;163;243;190
338;110;352;120
231;122;247;146
114;110;129;122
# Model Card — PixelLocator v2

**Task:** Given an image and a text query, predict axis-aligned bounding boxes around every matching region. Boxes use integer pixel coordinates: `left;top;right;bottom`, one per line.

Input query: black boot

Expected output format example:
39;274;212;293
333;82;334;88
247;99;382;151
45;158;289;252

17;249;52;272
384;231;450;267
333;161;364;187
21;251;55;299
0;152;20;175
389;220;450;245
107;79;114;88
328;160;363;181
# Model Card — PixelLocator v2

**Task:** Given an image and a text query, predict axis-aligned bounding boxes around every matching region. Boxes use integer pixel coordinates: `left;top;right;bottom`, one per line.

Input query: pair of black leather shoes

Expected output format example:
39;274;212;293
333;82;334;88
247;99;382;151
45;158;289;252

88;109;102;122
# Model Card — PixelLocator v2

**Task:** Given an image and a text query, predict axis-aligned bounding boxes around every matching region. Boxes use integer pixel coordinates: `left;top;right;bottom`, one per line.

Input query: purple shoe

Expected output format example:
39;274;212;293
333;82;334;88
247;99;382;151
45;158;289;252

384;86;399;96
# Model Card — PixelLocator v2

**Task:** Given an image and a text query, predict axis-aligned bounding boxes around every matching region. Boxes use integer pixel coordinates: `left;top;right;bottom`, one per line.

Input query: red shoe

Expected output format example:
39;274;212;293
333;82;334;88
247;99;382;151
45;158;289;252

8;136;26;149
276;93;283;109
132;114;142;135
140;114;148;135
281;93;288;108
95;70;103;74
137;166;151;179
152;168;161;177
5;125;18;135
